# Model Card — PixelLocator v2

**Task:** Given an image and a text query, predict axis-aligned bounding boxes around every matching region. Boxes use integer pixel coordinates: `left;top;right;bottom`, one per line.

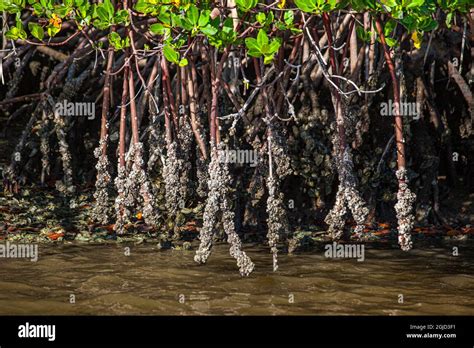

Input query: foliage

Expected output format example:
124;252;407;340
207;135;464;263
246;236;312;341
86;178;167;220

2;0;470;62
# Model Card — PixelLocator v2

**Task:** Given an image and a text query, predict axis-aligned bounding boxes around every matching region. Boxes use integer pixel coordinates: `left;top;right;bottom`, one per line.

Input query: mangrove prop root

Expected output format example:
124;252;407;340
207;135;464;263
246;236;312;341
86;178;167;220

194;151;221;265
195;145;254;276
92;134;112;224
395;169;415;251
163;142;181;217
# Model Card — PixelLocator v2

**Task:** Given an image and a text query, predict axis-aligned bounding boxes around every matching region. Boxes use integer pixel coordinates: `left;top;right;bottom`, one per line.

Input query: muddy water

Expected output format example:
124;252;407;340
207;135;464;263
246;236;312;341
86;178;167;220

0;243;473;315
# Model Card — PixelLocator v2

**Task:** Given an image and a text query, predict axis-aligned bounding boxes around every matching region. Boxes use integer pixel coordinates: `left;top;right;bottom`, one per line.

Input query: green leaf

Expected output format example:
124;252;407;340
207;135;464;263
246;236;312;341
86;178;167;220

400;15;416;31
263;54;275;65
198;10;210;27
32;3;43;14
381;0;397;7
384;19;397;37
418;17;438;31
28;22;44;40
445;12;453;28
150;23;166;35
284;10;294;26
47;24;60;38
356;26;370;43
245;37;262;57
256;12;266;24
103;0;114;17
134;0;150;14
163;44;180;64
114;9;129;25
201;24;218;36
245;37;257;49
406;0;424;9
96;6;109;22
171;13;183;27
187;5;199;25
235;0;258;12
108;31;122;49
257;29;268;47
294;0;317;13
268;39;281;54
5;27;20;40
247;48;262;57
385;37;397;47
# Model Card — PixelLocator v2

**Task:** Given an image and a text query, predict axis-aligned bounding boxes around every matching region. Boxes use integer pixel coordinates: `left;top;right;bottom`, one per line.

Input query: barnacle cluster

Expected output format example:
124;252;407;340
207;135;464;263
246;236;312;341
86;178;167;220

325;185;348;240
293;104;334;210
39;109;52;184
128;142;160;226
195;144;255;276
163;142;181;216
325;132;368;240
134;143;160;226
221;197;255;277
194;151;221;264
340;147;369;238
265;125;290;271
395;168;416;251
5;104;40;187
147;115;165;170
349;105;370;149
92;134;112;224
248;136;266;198
177;116;193;203
51;65;92;202
219;146;255;276
271;125;292;178
266;176;288;272
195;151;208;198
243;137;266;227
121;143;142;223
113;164;128;235
54;106;75;197
114;142;161;234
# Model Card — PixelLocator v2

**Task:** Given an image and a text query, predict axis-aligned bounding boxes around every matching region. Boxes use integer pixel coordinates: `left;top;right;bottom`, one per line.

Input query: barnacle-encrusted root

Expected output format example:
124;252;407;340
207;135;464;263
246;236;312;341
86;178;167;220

92;135;111;224
163;142;181;216
395;168;416;251
194;153;220;265
195;145;254;276
114;164;129;235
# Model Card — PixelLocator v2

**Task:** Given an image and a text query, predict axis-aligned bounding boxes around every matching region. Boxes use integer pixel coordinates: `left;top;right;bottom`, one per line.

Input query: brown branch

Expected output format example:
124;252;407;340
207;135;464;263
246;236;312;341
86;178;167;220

0;93;44;107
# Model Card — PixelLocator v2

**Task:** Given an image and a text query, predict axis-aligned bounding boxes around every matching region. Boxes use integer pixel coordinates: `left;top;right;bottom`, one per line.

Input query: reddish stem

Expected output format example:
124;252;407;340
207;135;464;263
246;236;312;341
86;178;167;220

128;65;140;145
374;17;406;171
161;56;174;144
161;57;179;135
100;43;115;157
321;13;346;158
119;65;129;169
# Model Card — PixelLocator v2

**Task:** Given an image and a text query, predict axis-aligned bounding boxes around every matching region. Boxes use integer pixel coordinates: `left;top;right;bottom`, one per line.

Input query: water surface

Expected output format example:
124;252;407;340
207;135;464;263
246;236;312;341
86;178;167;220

0;243;473;315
